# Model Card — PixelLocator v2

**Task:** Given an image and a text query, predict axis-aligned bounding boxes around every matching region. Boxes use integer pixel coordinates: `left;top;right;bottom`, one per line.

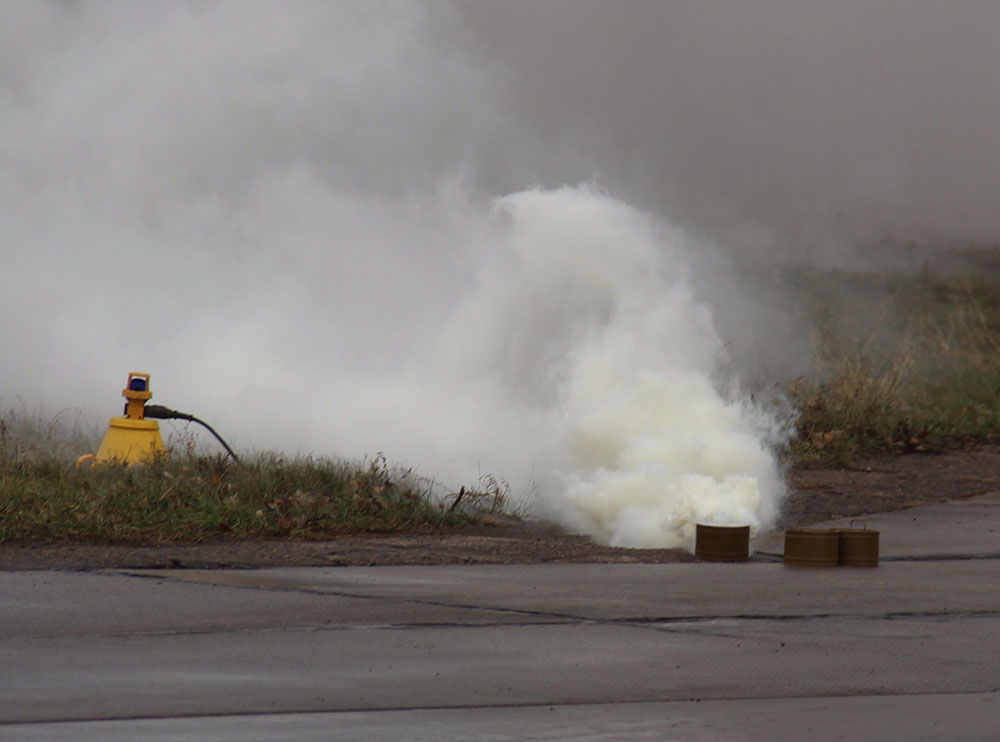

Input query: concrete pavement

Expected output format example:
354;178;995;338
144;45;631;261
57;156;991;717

1;492;998;740
756;489;1000;559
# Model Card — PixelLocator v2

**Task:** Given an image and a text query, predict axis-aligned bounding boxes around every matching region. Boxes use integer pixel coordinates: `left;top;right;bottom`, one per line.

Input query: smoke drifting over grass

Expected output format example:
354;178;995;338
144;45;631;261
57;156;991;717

4;2;997;544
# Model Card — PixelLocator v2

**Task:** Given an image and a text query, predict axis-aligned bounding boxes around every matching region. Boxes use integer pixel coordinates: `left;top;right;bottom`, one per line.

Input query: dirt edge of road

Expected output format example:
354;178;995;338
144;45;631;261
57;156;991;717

3;445;998;570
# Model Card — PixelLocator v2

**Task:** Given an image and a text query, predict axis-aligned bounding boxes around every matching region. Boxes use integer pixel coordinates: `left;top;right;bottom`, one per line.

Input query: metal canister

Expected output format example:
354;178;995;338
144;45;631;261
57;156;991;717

784;528;839;567
834;527;880;567
696;524;750;562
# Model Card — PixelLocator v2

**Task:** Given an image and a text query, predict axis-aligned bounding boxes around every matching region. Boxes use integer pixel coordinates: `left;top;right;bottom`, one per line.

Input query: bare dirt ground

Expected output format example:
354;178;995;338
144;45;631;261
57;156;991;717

2;445;998;570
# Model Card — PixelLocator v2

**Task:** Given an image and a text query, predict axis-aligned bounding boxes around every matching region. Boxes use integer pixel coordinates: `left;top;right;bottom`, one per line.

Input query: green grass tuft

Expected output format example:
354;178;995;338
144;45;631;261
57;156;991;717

0;448;492;544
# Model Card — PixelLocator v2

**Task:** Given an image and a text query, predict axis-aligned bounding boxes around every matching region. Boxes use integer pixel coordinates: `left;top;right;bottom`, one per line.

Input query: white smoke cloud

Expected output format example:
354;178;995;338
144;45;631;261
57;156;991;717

303;184;787;546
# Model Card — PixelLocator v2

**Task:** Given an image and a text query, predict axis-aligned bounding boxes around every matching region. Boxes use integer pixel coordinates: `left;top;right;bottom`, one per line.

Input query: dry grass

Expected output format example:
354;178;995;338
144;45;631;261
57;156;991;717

0;426;487;543
786;270;1000;463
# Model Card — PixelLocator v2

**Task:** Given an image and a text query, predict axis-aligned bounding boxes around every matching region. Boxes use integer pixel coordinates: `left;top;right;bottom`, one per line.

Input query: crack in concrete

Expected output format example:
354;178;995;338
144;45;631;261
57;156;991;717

2;689;998;727
5;605;997;643
90;569;1000;638
106;568;592;623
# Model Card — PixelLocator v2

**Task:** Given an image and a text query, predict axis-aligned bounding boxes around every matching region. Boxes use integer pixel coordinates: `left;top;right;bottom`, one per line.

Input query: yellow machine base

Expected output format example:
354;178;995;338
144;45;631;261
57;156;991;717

93;417;166;465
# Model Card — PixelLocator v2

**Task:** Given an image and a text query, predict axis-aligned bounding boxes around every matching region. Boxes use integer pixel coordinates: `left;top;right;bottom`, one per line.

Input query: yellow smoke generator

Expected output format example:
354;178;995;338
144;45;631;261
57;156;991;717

76;372;238;467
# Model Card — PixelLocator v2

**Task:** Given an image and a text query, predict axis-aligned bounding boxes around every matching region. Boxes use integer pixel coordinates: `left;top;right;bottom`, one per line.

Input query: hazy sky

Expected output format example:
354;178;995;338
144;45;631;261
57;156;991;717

454;1;1000;248
3;0;999;464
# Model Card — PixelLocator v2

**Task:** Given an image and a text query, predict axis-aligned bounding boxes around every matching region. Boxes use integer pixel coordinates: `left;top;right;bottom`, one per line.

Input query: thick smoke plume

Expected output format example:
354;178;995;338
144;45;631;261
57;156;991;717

5;1;996;544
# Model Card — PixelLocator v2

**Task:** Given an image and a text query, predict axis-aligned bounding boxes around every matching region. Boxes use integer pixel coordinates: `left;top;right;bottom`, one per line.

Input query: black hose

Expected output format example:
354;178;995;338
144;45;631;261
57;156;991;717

143;405;240;463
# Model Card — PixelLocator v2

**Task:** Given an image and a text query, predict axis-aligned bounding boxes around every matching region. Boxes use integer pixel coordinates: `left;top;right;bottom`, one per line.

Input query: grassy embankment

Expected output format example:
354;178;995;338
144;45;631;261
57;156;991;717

786;268;1000;464
2;267;997;543
0;411;505;543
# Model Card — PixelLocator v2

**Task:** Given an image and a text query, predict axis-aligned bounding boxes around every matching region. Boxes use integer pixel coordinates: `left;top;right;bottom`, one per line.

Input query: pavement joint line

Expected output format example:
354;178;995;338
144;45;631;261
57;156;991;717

106;568;596;624
0;620;575;642
94;569;1000;632
4;609;997;643
3;689;998;727
624;610;1000;624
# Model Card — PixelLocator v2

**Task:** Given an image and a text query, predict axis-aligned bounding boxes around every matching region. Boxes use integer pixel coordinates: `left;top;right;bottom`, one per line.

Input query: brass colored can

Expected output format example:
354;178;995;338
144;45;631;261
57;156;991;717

695;524;750;562
834;528;880;567
784;528;839;567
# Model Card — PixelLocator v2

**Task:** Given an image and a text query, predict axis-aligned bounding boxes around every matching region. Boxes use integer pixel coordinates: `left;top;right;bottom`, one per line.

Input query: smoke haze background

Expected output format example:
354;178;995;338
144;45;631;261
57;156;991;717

3;1;998;543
